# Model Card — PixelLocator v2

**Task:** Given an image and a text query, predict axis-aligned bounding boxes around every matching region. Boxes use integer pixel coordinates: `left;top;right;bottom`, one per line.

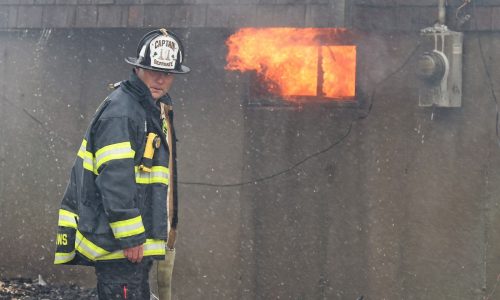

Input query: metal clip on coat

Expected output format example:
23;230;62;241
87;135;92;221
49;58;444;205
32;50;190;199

139;133;160;172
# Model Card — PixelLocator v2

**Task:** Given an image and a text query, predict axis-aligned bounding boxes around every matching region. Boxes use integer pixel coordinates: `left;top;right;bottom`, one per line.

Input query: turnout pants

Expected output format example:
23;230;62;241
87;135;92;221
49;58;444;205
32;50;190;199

95;259;153;300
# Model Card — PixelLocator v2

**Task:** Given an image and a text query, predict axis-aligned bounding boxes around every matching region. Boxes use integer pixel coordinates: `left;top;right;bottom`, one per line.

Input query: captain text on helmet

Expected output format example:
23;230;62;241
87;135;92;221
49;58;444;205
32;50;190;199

53;28;189;300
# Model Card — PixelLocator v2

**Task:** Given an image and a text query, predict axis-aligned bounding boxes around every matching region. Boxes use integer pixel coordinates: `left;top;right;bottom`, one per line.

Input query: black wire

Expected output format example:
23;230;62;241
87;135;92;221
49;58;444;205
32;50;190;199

359;41;422;119
472;1;500;298
180;41;422;188
472;0;500;145
1;94;74;148
1;41;420;189
179;121;353;187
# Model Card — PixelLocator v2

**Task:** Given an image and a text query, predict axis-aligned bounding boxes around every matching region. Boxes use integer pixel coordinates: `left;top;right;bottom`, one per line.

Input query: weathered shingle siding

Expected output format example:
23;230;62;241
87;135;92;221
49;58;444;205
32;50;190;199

0;0;346;29
352;0;500;32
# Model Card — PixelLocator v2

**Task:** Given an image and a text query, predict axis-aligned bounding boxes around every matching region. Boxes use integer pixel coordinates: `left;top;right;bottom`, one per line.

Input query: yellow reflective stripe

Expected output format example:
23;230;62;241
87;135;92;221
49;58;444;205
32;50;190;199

143;239;166;256
58;230;166;263
74;231;166;262
97;239;166;261
77;139;87;158
82;157;95;174
95;142;135;170
99;251;125;260
75;231;109;261
76;230;125;261
135;166;169;185
77;139;95;174
135;166;151;184
109;215;145;239
77;140;135;174
58;209;78;228
54;250;75;264
150;166;169;184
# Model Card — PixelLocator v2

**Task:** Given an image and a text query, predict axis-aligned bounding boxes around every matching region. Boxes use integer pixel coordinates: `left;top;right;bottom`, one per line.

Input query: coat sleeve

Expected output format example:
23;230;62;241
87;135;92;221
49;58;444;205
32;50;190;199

92;116;146;249
54;166;79;265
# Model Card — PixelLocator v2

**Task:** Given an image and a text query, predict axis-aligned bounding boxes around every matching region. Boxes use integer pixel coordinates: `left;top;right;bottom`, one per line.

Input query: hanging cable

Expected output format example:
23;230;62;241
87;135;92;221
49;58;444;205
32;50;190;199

179;121;353;187
472;0;500;145
470;1;500;299
180;41;422;188
359;41;422;120
0;39;422;189
1;94;73;148
456;0;471;19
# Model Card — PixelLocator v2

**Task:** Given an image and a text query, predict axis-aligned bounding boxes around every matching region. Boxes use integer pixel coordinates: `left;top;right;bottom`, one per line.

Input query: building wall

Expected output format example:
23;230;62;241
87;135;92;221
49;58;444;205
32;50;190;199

2;1;500;299
0;0;345;29
352;0;500;32
0;28;248;299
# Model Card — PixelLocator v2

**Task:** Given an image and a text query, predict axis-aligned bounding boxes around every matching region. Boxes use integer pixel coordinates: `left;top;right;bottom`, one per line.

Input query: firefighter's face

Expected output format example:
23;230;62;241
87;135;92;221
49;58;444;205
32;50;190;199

136;68;174;100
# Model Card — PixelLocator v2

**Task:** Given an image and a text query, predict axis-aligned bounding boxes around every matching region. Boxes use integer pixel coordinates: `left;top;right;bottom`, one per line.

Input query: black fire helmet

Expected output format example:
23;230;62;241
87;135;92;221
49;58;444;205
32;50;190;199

125;28;190;74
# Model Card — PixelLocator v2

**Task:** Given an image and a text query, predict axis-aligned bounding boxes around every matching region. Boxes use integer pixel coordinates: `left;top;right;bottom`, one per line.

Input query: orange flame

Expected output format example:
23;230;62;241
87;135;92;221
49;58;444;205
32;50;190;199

226;28;356;101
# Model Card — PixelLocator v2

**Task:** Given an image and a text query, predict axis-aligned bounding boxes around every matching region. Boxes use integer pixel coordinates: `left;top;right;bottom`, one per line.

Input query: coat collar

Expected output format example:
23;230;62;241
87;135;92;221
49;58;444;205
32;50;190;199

122;70;173;110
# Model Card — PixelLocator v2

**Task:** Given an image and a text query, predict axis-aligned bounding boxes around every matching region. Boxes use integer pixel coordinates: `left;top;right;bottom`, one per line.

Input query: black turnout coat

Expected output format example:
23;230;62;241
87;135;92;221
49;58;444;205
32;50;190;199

54;71;178;265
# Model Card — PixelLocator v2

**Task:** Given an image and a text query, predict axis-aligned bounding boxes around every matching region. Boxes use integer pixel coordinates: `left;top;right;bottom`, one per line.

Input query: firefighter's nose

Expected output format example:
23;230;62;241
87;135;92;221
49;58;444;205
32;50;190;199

154;73;164;83
156;72;170;84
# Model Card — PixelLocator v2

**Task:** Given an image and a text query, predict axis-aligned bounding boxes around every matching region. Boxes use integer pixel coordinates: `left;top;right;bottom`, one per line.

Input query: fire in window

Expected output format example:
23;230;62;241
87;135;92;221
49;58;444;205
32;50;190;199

225;28;357;105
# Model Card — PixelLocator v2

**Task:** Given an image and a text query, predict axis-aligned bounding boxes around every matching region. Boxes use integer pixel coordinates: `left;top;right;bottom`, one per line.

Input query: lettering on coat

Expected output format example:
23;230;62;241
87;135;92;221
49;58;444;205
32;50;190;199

56;233;68;246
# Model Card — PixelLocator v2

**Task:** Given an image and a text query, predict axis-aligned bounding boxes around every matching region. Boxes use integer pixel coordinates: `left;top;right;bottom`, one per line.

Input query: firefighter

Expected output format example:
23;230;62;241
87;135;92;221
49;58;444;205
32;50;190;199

53;28;188;299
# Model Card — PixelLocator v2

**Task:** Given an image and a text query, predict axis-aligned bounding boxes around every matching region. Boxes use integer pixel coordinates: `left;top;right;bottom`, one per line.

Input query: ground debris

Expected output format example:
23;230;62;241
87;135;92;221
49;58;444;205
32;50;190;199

0;278;97;300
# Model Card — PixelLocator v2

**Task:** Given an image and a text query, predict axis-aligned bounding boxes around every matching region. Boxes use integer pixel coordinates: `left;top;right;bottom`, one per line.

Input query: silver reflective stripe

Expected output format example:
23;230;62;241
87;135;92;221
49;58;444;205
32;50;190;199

110;216;145;239
135;168;151;183
82;156;94;173
78;141;86;154
75;231;108;260
111;224;144;238
95;142;135;170
74;231;166;262
98;249;126;260
58;209;78;228
150;168;169;183
54;251;75;264
144;240;166;255
135;166;169;185
96;239;165;261
77;140;95;173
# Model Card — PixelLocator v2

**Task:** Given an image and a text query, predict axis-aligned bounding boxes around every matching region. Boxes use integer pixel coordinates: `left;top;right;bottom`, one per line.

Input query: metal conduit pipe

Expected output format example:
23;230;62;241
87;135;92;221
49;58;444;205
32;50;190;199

438;0;446;25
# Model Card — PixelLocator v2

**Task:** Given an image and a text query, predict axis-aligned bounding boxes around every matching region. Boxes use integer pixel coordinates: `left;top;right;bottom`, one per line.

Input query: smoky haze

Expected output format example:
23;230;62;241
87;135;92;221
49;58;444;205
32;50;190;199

2;3;500;300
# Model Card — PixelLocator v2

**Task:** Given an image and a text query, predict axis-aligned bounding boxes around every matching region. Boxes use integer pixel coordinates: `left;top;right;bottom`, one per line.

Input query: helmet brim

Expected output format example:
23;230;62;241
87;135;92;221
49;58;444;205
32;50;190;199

125;57;190;74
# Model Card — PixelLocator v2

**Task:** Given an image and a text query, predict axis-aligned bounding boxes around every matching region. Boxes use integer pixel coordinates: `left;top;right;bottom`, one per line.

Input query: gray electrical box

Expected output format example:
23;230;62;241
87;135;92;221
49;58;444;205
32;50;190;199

417;25;463;107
